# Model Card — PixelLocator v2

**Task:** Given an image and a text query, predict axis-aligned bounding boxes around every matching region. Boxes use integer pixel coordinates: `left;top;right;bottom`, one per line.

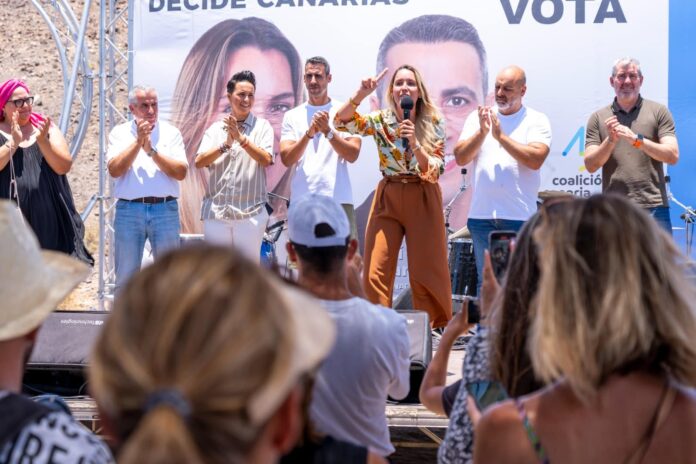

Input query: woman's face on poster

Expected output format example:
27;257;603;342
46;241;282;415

213;46;296;190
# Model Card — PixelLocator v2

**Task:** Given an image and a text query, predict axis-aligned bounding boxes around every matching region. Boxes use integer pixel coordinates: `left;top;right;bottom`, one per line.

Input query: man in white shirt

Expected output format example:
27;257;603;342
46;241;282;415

280;57;362;237
107;85;188;291
454;66;552;289
285;194;410;457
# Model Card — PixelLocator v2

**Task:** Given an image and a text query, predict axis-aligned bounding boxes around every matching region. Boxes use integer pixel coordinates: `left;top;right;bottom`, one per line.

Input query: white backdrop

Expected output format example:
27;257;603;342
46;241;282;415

131;0;669;291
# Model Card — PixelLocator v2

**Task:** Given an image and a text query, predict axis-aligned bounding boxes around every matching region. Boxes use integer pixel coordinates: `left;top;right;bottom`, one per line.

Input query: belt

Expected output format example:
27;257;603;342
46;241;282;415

383;174;422;184
120;196;176;204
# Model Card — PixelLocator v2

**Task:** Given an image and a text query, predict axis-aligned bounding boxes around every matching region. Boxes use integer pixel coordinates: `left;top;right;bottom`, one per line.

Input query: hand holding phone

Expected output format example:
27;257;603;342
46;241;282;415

464;296;481;324
488;231;516;282
466;380;509;412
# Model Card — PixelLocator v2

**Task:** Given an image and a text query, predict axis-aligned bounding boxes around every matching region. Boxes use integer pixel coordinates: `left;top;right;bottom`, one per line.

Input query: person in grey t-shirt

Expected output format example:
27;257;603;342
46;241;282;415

286;193;410;457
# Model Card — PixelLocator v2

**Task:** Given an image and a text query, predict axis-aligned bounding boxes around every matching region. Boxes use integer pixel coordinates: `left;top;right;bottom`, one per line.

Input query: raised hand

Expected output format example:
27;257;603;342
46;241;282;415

477;106;492;136
10;111;22;146
489;111;502;141
356;67;389;101
314;111;331;135
480;250;501;319
136;119;153;151
223;115;240;144
604;116;621;143
36;116;52;143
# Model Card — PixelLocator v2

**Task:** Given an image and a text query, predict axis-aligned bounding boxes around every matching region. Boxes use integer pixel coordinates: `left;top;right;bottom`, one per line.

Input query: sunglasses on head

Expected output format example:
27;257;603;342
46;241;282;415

9;97;34;108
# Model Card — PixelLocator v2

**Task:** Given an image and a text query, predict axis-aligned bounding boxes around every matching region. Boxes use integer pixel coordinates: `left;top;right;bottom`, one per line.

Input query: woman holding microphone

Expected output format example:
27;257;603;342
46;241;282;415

334;65;451;328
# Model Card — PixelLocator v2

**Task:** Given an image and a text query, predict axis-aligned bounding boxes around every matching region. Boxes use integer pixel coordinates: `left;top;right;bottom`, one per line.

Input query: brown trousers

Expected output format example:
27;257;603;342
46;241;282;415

363;176;452;328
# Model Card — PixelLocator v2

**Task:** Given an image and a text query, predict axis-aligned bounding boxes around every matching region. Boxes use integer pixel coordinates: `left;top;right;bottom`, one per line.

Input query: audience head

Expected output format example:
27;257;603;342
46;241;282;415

286;194;353;276
89;245;335;464
490;200;570;397
530;194;696;401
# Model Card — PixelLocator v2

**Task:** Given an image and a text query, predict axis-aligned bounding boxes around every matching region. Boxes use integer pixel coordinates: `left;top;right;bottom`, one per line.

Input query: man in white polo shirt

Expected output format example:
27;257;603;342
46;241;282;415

454;65;551;290
280;56;362;238
107;85;188;291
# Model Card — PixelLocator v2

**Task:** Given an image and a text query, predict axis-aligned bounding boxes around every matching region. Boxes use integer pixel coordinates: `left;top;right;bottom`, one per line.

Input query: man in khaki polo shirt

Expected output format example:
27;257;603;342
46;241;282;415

584;57;680;234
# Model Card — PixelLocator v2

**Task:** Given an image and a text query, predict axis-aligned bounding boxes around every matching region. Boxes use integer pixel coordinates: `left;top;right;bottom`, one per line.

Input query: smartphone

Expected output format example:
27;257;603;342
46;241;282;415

464;296;481;324
489;231;517;283
466;380;509;411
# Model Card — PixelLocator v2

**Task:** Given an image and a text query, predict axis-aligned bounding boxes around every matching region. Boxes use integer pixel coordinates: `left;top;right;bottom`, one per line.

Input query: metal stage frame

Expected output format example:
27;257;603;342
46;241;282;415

33;0;130;310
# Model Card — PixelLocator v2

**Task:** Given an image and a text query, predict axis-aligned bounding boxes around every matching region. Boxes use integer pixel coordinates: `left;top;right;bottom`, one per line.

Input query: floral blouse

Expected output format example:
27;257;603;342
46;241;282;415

334;109;445;183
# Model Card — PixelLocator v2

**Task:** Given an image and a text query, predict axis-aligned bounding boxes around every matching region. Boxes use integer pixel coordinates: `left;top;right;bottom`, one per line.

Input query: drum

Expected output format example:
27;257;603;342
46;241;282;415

448;238;477;301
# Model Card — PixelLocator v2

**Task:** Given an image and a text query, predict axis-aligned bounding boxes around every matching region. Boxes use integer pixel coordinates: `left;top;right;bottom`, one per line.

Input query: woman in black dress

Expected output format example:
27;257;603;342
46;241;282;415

0;79;93;264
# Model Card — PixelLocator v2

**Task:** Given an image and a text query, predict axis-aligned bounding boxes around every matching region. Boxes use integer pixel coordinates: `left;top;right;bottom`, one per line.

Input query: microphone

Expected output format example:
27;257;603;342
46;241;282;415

400;95;414;148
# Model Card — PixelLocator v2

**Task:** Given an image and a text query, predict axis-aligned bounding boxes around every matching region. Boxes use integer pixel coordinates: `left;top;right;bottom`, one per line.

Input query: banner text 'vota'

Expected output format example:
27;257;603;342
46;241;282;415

501;0;626;24
149;0;408;12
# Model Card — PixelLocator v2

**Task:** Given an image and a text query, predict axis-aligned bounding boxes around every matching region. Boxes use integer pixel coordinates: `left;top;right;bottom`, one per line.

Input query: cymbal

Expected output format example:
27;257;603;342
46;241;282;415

448;225;471;240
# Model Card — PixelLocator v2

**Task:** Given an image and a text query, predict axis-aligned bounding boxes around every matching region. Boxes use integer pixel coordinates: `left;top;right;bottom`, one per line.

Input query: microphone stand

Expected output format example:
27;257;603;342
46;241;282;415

444;168;468;236
665;175;695;256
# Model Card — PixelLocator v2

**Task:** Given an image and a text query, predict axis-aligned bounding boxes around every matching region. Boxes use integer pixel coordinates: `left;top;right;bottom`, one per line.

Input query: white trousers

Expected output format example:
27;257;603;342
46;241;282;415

203;209;269;264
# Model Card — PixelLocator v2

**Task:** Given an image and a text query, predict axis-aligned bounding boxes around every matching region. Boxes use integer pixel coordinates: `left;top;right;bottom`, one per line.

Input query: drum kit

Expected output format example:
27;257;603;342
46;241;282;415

444;168;477;314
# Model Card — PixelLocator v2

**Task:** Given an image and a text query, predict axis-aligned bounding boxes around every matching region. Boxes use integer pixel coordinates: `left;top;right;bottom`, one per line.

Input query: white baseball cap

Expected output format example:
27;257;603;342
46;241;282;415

288;194;350;247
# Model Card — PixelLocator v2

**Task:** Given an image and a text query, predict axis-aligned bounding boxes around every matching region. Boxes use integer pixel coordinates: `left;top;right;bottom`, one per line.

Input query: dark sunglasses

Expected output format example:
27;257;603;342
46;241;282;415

10;97;34;108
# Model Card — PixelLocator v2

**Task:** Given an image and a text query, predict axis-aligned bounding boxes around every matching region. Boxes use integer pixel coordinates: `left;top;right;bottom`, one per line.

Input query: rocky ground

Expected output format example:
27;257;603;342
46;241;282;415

5;0;128;309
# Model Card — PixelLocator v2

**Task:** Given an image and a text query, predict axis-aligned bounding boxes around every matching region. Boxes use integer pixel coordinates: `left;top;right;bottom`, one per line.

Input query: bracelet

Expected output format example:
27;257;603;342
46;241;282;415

305;130;313;140
349;97;360;109
3;141;15;151
219;142;231;153
413;142;422;152
240;136;250;148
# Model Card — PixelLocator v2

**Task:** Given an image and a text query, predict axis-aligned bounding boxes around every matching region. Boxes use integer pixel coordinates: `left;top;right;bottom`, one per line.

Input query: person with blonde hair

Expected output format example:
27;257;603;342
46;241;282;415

334;64;452;328
89;245;335;464
474;194;696;464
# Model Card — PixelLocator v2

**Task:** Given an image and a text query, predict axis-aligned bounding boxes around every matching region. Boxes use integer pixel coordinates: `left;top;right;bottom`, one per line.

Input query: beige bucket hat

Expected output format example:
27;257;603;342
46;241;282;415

0;201;89;341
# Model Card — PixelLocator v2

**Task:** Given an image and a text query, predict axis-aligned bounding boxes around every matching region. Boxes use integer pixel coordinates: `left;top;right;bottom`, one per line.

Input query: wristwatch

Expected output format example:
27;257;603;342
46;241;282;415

632;134;644;148
325;130;335;141
147;147;157;157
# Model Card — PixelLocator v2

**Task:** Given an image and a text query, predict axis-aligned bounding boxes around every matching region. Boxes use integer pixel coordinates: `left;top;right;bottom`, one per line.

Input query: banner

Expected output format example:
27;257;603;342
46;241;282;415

131;0;682;290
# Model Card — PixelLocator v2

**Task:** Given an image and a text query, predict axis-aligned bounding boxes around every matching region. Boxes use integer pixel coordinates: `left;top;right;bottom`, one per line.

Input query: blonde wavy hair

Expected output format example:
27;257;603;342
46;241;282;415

530;195;696;402
385;64;444;157
90;246;301;464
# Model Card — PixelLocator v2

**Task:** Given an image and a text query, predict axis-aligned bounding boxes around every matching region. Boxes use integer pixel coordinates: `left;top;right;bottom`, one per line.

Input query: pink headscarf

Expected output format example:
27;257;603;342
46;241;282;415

0;79;45;127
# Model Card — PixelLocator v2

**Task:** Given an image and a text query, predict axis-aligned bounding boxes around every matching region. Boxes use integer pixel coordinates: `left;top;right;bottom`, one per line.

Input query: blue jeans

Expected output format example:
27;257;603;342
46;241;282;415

647;206;673;236
467;218;525;296
114;199;180;291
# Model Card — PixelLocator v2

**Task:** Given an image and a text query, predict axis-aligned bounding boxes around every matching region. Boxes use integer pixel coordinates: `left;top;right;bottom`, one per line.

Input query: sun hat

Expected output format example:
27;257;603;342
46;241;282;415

246;279;335;425
0;200;89;341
